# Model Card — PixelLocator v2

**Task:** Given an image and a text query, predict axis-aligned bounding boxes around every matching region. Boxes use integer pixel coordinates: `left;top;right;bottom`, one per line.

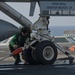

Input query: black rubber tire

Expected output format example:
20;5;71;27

35;40;58;65
22;41;39;65
22;48;38;65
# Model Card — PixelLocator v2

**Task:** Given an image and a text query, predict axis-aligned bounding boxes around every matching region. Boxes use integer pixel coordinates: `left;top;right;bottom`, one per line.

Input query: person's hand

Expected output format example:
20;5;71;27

13;45;18;49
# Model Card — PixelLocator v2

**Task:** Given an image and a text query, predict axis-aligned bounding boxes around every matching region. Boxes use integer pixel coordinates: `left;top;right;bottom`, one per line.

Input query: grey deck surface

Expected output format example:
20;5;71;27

0;64;75;75
0;47;75;75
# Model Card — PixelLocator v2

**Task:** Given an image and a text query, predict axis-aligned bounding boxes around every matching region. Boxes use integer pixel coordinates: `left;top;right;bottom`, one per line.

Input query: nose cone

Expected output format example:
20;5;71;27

0;19;19;41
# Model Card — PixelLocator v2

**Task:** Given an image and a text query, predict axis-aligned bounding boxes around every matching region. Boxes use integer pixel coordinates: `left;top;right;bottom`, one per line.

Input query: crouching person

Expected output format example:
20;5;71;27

9;26;31;65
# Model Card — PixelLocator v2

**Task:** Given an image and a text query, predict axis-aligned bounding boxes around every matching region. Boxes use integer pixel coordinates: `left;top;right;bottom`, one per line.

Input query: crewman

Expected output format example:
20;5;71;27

9;26;31;65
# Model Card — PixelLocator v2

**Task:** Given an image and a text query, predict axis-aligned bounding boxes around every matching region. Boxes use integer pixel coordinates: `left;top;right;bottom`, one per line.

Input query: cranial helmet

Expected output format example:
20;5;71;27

20;26;31;34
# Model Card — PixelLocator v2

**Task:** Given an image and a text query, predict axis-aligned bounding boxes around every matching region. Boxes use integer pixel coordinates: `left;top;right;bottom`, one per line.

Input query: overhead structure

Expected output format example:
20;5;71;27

1;0;75;2
1;0;75;16
0;0;33;2
39;1;75;16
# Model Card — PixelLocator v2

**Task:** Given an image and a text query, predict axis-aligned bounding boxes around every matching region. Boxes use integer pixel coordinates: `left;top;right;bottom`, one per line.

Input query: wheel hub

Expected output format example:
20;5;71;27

43;46;54;60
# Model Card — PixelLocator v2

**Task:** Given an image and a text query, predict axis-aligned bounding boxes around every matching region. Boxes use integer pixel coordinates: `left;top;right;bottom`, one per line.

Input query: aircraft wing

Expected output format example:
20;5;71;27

0;19;20;41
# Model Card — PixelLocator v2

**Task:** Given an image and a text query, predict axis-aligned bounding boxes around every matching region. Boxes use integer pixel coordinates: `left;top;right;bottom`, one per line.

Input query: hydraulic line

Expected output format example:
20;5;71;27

0;2;32;27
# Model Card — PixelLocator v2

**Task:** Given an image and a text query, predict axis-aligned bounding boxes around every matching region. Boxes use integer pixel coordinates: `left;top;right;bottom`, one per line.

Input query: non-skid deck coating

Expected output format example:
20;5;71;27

0;57;75;75
0;64;75;75
0;49;75;75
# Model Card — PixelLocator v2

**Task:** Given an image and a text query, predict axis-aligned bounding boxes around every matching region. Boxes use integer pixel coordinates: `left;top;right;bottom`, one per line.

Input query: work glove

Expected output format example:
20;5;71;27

13;45;18;49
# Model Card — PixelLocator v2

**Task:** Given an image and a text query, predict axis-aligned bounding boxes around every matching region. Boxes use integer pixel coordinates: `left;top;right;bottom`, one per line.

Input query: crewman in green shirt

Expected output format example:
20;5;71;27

9;26;31;65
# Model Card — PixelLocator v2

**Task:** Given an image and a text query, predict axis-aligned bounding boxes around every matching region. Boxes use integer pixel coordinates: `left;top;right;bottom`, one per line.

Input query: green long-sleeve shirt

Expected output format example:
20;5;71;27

9;33;30;47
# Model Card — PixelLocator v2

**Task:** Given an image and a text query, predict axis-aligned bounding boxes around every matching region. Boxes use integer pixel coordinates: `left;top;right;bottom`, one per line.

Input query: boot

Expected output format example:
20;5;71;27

14;55;21;65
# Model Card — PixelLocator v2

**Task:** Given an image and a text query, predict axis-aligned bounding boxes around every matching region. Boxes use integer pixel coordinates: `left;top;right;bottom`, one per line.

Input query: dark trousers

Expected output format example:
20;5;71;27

9;44;21;65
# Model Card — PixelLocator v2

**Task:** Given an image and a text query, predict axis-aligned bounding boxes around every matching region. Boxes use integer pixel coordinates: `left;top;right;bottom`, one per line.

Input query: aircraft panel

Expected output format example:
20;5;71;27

0;0;31;2
0;0;75;2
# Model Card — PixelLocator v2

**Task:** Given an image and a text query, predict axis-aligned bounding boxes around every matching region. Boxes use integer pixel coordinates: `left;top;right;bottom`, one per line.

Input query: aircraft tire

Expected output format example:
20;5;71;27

35;41;58;65
22;48;39;65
